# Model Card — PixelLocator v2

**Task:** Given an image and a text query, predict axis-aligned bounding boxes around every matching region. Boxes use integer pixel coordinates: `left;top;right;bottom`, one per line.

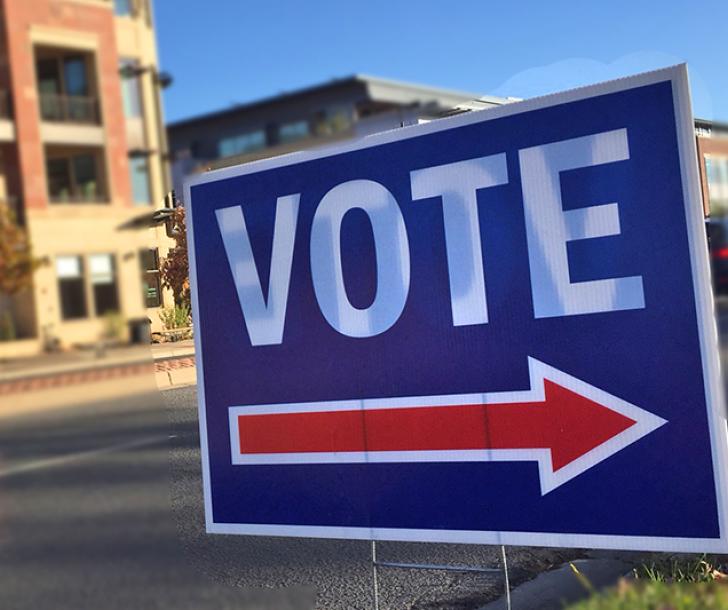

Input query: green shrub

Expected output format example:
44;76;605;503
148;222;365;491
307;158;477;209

102;311;125;341
0;311;16;341
159;305;190;330
566;580;728;609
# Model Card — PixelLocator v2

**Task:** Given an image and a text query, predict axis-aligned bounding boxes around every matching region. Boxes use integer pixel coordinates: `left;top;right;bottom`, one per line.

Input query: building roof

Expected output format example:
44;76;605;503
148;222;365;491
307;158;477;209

167;74;510;130
696;117;728;135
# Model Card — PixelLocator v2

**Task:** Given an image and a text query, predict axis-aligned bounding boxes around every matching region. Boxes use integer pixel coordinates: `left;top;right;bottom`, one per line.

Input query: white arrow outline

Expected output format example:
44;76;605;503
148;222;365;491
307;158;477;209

228;358;666;494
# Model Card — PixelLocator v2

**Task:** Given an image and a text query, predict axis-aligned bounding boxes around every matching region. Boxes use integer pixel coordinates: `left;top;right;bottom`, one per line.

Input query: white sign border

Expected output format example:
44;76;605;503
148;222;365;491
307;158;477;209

185;64;728;553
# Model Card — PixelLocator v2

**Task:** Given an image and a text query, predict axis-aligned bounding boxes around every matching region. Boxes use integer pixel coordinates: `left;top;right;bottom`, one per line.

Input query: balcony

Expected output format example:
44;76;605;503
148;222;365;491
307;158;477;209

40;93;99;124
36;49;103;145
39;94;104;145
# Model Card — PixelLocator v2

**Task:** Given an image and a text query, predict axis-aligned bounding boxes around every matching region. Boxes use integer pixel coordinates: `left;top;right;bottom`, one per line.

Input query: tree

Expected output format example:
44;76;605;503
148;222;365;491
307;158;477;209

0;203;41;296
160;206;190;308
0;203;42;340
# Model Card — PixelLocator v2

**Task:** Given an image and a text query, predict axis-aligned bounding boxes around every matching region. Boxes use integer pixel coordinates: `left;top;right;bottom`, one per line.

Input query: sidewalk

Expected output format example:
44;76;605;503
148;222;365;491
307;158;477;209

0;340;196;395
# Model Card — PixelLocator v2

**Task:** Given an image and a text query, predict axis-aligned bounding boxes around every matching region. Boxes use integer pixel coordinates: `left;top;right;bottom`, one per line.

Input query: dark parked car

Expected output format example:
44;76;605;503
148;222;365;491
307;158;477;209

707;217;728;293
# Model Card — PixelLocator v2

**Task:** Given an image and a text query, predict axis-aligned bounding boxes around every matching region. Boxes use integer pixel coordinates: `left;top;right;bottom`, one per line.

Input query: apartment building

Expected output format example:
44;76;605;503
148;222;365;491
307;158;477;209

168;75;512;197
0;0;173;357
696;118;728;217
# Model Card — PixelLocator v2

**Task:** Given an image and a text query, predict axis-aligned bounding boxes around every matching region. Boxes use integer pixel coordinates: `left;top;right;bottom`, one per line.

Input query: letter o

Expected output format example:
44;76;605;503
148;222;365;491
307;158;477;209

310;179;410;337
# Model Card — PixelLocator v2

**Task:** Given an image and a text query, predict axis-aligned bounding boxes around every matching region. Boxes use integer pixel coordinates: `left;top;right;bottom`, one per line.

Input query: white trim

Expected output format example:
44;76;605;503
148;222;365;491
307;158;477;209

203;522;728;554
670;67;728;551
186;64;728;552
40;123;105;146
185;177;215;533
29;26;99;51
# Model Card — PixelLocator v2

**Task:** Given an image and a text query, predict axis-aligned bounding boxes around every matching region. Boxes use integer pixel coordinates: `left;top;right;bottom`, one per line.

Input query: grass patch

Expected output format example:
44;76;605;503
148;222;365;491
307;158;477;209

634;555;728;583
566;580;728;609
566;555;728;609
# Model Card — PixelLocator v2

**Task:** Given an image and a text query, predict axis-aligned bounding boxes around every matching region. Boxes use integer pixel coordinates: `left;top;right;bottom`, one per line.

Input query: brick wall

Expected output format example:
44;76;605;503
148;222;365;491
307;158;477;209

697;135;728;216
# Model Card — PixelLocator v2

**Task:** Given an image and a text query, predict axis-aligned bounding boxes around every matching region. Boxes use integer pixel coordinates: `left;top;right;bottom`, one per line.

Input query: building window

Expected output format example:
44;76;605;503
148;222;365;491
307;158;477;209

140;249;162;308
313;106;353;136
57;256;87;320
129;156;151;205
120;59;143;118
114;0;132;16
706;155;728;216
36;50;98;124
279;120;310;144
218;130;266;158
46;147;106;203
89;254;119;316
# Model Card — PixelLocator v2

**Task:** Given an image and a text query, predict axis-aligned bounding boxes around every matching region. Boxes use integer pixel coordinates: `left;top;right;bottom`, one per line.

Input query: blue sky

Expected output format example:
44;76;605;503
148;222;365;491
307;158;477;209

155;0;727;124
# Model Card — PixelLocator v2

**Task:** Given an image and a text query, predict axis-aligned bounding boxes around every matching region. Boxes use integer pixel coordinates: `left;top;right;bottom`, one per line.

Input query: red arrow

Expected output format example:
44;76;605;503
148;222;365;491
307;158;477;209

228;358;667;493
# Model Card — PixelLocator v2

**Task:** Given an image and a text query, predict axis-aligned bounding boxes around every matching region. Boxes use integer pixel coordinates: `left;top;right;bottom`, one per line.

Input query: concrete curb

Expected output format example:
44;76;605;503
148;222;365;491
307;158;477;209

155;362;197;390
479;557;632;610
0;354;196;396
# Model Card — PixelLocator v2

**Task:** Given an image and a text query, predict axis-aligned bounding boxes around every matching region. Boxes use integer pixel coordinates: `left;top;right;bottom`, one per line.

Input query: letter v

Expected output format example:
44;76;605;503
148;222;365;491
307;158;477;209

216;194;300;346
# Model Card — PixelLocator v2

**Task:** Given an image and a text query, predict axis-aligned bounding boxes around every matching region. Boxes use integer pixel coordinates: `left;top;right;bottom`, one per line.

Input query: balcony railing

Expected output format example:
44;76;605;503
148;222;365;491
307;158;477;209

49;192;107;205
0;90;11;119
49;186;108;204
39;93;99;124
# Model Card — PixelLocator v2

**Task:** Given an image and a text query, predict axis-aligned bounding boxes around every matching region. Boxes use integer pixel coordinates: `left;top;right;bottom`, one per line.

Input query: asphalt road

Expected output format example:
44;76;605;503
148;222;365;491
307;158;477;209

0;380;574;610
0;387;294;610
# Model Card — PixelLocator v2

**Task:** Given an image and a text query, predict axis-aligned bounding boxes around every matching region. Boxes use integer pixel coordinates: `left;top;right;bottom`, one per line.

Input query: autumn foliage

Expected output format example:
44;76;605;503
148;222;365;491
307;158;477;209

0;203;41;296
160;206;190;308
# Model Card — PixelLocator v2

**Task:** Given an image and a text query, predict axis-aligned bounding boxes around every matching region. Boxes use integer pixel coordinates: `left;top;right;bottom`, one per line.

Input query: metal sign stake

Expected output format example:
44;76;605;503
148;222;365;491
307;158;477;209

371;540;380;610
370;539;507;609
501;545;512;610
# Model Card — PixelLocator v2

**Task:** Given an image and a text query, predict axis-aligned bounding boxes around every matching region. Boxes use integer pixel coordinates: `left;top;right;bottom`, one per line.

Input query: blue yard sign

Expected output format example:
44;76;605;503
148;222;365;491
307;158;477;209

186;66;728;552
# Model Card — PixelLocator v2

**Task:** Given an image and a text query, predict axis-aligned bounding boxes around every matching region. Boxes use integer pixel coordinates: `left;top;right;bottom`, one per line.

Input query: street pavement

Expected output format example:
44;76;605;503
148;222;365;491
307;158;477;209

0;379;309;610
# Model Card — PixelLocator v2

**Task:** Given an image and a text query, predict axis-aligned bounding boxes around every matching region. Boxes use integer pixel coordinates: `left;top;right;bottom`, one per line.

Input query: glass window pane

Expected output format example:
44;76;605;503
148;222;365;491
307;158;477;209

120;59;142;118
314;106;352;135
60;279;87;319
47;157;72;202
707;155;728;216
143;272;161;308
37;58;61;95
140;249;161;308
140;248;158;271
73;154;98;201
114;0;131;16
94;284;119;316
129;157;151;205
57;256;87;319
56;255;81;278
90;254;119;315
279;120;309;144
218;137;236;158
218;131;266;157
63;56;88;97
89;254;113;284
46;149;106;204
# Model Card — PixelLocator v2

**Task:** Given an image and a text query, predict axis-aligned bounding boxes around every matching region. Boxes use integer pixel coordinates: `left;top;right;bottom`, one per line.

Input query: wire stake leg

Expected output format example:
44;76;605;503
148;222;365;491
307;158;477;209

371;539;381;610
501;544;512;610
